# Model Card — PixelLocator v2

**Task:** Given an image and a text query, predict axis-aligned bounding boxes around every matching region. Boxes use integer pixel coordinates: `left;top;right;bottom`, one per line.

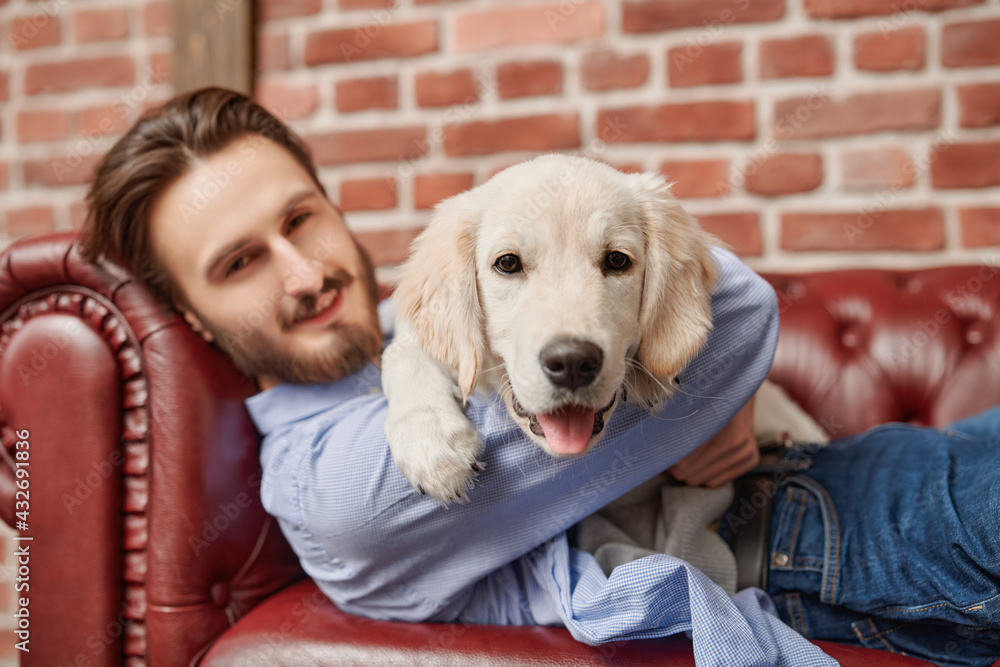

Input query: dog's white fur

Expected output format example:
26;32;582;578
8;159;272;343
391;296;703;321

382;155;719;501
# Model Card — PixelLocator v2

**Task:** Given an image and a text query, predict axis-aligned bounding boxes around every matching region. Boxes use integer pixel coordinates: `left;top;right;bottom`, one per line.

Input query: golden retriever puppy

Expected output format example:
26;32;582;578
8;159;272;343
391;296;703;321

381;154;718;502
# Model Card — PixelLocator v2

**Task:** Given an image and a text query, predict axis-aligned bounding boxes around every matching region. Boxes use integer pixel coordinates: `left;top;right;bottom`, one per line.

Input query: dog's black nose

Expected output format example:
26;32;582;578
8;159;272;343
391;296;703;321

539;338;603;389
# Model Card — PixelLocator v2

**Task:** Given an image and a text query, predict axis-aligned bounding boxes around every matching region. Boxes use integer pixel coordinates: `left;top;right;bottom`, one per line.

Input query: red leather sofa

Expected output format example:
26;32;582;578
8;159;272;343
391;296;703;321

2;232;998;667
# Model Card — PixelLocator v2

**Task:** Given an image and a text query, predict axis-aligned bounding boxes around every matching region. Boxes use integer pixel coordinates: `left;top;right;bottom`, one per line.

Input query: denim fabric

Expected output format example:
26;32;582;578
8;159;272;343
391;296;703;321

767;407;1000;666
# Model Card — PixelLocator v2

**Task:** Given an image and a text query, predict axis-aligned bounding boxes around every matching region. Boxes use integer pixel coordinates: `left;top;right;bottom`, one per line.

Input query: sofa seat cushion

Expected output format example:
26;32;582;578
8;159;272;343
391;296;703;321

202;579;936;666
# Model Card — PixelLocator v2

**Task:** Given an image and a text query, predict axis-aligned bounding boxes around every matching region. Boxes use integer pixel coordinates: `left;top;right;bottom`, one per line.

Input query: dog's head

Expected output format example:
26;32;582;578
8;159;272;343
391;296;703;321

395;155;718;456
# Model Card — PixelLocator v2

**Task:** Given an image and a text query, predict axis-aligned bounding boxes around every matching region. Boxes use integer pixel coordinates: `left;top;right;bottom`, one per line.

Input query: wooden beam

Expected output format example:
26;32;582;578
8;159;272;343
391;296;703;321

171;0;254;95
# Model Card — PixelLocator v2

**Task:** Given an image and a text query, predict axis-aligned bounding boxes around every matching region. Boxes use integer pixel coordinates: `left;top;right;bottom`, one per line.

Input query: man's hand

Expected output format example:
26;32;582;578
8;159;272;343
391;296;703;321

669;397;759;487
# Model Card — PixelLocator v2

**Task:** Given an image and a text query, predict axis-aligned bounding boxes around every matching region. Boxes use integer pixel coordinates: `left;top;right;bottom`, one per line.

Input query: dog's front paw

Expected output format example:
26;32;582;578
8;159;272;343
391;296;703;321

385;406;484;504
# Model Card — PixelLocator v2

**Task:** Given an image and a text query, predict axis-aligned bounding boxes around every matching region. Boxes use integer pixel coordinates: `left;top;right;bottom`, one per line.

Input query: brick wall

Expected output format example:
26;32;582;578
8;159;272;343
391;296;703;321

251;0;1000;275
0;0;173;246
2;1;999;272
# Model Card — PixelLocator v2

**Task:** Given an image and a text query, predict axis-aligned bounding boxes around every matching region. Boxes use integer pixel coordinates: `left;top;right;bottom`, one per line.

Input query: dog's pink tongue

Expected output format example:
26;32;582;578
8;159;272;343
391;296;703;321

536;407;595;454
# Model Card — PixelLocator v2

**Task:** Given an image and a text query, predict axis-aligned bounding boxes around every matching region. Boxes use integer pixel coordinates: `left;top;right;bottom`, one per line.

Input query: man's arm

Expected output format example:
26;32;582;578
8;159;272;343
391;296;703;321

669;395;759;487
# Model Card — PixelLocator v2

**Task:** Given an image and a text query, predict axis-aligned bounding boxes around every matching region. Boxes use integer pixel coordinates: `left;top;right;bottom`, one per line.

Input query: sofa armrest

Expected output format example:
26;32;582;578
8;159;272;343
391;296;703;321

0;234;303;667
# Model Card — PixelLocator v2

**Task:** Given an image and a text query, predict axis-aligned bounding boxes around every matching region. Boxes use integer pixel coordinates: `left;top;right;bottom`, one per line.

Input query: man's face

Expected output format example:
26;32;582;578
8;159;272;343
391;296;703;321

150;136;382;388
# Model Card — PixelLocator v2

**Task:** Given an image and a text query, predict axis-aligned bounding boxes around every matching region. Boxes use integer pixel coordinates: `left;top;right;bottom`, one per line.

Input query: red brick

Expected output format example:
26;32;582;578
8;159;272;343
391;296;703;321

258;31;290;71
79;104;132;137
305;21;437;66
7;207;55;237
624;0;784;32
659;160;730;198
25;56;136;95
340;178;397;212
943;19;1000;68
498;61;562;99
806;0;981;18
581;50;649;91
151;52;170;84
75;8;129;43
0;70;8;101
355;228;423;267
774;89;939;139
781;209;944;251
17;109;68;143
959;83;1000;128
415;173;474;209
10;15;61;51
745;154;823;196
255;81;318;121
961;208;1000;247
668;42;742;87
259;0;321;21
854;26;924;72
697;213;762;256
305;126;427;166
24;154;103;187
416;69;478;108
931;141;1000;189
454;2;603;51
443;114;580;156
340;0;394;8
760;35;834;79
336;76;398;112
142;2;170;36
599;101;755;144
840;147;914;191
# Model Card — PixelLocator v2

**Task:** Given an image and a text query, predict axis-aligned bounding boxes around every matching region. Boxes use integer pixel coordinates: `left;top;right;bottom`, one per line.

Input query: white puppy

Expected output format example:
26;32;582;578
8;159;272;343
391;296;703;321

381;155;718;502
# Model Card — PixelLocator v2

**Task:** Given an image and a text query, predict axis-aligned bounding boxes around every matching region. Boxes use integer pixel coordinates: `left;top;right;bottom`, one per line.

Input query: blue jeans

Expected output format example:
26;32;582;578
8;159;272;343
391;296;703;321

766;407;1000;666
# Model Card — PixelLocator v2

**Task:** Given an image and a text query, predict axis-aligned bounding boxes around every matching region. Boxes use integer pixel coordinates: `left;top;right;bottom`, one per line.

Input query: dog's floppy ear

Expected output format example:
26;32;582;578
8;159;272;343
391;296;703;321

628;171;719;407
394;191;487;401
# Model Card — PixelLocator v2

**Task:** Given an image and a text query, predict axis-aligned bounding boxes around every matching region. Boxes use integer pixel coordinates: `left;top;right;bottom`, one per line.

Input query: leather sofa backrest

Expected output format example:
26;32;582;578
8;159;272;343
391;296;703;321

762;266;1000;438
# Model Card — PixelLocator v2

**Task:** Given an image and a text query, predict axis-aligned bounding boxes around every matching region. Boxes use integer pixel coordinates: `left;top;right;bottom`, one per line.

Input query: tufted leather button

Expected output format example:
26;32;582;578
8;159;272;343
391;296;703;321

210;581;230;607
966;321;988;345
840;324;863;348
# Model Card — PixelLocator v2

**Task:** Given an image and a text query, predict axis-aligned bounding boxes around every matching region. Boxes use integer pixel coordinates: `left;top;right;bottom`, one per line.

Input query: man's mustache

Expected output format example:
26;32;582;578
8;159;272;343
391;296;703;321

281;269;355;329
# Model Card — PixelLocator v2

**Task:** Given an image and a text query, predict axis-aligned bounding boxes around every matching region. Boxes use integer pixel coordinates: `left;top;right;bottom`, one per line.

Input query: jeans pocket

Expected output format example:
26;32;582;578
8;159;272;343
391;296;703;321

769;476;841;604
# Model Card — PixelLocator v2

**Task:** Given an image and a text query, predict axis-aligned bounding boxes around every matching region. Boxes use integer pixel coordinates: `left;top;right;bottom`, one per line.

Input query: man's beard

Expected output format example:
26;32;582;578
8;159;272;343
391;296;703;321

201;251;383;385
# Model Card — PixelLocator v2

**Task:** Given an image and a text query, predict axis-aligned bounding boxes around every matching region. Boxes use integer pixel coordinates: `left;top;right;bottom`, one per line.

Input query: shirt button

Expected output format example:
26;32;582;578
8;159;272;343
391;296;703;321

772;552;790;568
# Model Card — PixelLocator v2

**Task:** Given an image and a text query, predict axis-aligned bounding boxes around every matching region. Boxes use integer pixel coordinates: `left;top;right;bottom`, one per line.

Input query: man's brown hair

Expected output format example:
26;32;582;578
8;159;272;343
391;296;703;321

79;87;326;306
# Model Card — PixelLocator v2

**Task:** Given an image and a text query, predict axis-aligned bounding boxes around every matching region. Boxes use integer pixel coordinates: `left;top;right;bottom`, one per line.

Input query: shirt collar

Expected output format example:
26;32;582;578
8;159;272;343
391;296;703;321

244;362;382;435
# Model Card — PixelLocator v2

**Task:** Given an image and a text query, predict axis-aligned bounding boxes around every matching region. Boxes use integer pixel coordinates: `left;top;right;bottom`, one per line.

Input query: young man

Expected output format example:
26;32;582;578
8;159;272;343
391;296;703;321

80;88;1000;667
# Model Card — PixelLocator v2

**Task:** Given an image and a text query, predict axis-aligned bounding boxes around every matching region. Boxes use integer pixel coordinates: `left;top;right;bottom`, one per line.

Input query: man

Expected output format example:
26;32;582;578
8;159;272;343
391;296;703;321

80;88;1000;667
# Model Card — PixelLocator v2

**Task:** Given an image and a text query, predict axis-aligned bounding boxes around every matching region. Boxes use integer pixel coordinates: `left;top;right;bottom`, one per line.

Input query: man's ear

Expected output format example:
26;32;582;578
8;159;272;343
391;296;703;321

393;190;487;401
628;171;719;407
181;309;215;343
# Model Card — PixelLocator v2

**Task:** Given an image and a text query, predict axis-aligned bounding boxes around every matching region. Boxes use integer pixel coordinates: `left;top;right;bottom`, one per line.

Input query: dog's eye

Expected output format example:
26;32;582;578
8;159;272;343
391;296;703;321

604;251;632;273
494;254;523;274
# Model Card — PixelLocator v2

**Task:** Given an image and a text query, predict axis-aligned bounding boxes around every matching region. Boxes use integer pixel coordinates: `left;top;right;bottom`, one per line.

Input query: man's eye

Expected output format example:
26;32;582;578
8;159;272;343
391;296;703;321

226;255;251;277
288;211;312;230
494;253;522;274
604;251;632;273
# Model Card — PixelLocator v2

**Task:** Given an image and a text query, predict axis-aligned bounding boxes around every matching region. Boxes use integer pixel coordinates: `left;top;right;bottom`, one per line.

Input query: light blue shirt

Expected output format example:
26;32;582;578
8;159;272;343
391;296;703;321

246;248;839;667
